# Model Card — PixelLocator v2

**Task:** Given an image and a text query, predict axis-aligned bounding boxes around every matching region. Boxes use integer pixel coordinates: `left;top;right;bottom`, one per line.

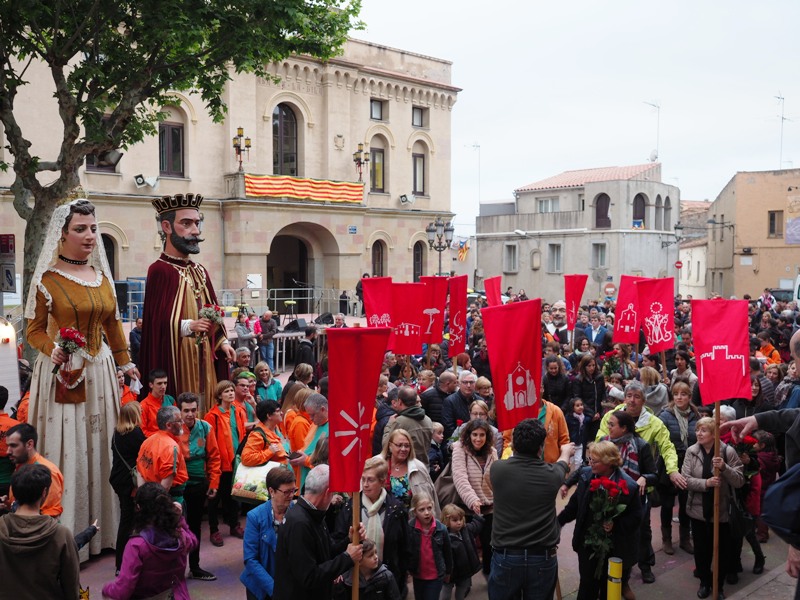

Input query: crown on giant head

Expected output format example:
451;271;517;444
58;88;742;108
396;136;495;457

152;193;204;216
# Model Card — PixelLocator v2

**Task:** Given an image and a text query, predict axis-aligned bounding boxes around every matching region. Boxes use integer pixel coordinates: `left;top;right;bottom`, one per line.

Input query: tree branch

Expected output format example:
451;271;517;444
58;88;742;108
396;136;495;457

10;177;33;221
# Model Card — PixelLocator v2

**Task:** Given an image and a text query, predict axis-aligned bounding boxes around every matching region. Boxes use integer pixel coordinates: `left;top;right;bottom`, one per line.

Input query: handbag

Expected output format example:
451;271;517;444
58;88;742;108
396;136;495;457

231;428;287;503
112;436;138;491
433;461;460;507
728;488;754;538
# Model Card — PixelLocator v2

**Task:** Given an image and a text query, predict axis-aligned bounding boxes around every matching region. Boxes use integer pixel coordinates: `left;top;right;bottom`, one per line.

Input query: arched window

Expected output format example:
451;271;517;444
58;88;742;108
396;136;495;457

633;194;647;227
655;195;663;230
595;194;611;229
371;240;386;277
272;103;298;176
158;106;187;177
369;135;388;193
412;140;428;195
413;241;425;281
664;197;672;230
102;234;117;279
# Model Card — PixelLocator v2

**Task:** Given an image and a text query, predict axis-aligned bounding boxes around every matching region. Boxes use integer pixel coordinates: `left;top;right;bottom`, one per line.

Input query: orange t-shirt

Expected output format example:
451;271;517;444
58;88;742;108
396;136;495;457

120;385;137;406
140;393;175;437
15;393;29;424
9;452;64;517
137;430;188;487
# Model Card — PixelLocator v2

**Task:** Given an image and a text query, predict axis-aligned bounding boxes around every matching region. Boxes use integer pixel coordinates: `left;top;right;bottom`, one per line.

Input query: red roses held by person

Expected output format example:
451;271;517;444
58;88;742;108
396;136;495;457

52;327;87;374
585;475;630;578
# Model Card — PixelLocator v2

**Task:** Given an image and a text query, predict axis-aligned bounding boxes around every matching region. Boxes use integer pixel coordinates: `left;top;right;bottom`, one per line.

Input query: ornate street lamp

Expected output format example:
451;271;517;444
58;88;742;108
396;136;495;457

353;143;369;182
232;126;251;172
426;216;455;276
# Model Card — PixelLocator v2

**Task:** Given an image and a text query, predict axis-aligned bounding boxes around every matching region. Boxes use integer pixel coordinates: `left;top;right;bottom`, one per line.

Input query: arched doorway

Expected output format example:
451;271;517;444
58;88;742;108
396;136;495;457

267;222;342;317
372;240;386;277
102;234;117;279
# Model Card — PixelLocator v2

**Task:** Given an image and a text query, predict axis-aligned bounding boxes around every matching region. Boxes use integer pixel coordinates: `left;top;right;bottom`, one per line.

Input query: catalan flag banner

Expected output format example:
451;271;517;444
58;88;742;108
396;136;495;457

692;299;750;405
244;174;364;203
457;239;469;261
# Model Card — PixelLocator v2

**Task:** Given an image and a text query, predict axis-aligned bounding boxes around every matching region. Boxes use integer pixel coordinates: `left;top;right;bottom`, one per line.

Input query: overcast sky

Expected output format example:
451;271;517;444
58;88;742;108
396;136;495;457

355;1;800;237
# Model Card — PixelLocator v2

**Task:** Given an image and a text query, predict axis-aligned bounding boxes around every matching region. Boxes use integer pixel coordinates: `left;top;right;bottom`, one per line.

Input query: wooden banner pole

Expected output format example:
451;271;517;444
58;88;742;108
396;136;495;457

659;351;669;385
712;401;721;600
351;492;361;600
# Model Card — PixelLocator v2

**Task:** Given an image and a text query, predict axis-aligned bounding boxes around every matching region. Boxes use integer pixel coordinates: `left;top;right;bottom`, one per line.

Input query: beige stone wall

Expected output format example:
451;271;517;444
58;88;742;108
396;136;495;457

0;39;458;302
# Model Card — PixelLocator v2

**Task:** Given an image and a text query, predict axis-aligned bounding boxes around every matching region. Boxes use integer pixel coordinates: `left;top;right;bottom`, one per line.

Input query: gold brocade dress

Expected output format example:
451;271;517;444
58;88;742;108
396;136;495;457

27;268;129;558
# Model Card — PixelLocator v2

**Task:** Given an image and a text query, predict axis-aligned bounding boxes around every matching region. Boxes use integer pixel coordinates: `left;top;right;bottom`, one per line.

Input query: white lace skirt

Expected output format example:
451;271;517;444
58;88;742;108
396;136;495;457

28;344;120;560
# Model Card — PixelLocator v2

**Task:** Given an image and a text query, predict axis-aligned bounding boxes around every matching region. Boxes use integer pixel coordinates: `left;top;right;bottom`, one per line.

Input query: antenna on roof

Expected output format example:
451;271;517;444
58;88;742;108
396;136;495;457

643;101;660;162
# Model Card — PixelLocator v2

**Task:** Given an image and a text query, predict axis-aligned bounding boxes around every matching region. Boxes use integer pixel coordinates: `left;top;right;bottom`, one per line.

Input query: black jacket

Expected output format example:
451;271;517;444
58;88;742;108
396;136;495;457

333;493;410;591
273;497;353;600
442;391;473;440
333;564;401;600
109;427;146;496
420;385;449;425
408;518;452;580
570;374;605;420
542;372;571;410
448;515;483;581
295;339;316;369
373;400;397;456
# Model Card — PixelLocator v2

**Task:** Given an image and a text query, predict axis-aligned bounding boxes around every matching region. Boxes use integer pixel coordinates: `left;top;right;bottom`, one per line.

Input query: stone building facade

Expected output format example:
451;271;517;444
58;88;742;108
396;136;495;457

475;163;680;302
0;39;460;313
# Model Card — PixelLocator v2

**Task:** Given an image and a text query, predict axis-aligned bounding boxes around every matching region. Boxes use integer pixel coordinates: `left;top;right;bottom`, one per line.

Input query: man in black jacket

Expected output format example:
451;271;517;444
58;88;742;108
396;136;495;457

295;326;317;371
442;371;478;440
273;464;363;600
420;371;457;426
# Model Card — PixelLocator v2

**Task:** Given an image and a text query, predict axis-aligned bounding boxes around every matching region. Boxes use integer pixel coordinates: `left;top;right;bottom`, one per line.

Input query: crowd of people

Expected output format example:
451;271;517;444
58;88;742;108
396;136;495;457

3;196;800;600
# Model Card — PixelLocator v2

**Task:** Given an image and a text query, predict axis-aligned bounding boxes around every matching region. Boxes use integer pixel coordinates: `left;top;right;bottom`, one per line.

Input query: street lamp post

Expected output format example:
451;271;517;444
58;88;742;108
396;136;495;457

353;143;369;182
232;126;251;172
426;217;454;276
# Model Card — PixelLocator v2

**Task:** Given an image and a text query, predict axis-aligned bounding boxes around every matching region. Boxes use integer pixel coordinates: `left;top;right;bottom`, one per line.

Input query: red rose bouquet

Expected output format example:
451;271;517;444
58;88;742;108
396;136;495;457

600;349;621;379
585;475;630;578
196;304;225;346
52;327;87;374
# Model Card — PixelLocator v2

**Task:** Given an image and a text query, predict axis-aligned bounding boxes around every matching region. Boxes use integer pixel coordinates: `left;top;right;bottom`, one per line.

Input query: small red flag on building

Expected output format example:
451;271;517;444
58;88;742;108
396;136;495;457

613;274;648;344
327;328;392;492
448;275;468;356
391;282;428;355
635;278;676;354
564;274;589;329
485;276;502;307
481;298;542;431
420;276;449;346
692;299;750;405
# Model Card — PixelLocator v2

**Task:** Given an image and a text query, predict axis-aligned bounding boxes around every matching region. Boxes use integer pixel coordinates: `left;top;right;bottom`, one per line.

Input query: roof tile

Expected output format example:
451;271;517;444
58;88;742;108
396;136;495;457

516;163;660;192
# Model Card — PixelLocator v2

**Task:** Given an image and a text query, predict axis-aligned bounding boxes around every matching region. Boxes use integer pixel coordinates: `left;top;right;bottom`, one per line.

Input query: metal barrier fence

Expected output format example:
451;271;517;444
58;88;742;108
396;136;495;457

126;285;358;322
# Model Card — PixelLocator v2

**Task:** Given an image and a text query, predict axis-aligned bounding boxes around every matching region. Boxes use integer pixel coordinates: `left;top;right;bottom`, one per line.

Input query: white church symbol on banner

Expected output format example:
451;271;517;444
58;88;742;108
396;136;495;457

503;362;538;410
698;345;747;383
643;302;672;345
618;303;638;334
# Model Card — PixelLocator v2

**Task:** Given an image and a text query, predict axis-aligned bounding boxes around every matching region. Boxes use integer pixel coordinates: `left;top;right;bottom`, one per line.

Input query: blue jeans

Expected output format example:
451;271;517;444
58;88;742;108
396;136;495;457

259;341;274;372
413;577;443;600
488;550;558;600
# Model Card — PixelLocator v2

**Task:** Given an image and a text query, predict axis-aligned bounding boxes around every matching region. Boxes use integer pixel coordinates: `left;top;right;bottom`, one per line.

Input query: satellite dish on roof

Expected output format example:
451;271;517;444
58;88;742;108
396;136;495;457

592;269;607;283
649;149;659;162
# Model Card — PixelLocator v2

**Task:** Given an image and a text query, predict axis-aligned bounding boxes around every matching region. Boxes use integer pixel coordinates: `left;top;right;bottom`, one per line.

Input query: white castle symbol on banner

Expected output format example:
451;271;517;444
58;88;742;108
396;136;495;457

503;362;538;410
394;322;421;337
698;345;746;383
643;301;673;345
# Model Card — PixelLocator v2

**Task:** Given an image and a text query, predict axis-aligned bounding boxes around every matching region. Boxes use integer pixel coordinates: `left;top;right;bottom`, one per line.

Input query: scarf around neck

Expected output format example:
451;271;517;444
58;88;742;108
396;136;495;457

363;488;388;560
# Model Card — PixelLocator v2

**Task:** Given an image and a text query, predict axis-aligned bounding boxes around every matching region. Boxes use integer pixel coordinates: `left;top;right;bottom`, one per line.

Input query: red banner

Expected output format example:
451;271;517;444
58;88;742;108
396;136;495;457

613;274;648;344
635;278;675;354
327;328;392;492
564;274;589;329
481;299;542;431
448;275;468;356
363;277;393;329
692;299;750;405
420;276;449;346
485;276;502;307
391;282;428;355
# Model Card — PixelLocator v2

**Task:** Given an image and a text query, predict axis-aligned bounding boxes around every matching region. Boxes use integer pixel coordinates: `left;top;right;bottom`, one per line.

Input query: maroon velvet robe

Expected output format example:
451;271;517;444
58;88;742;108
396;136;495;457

138;254;229;412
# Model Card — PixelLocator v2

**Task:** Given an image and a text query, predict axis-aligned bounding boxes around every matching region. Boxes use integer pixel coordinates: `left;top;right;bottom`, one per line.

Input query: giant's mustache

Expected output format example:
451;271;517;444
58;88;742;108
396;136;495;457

183;236;204;244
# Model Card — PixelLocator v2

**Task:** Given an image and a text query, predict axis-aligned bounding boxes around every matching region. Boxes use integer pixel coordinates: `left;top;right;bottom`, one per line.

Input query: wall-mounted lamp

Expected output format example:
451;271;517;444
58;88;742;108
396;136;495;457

353;143;369;182
232;126;251;172
707;218;735;231
661;222;684;248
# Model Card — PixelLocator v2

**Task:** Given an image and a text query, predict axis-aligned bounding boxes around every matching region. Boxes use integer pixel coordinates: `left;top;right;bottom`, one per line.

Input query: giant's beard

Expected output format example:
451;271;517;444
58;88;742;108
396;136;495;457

170;230;203;255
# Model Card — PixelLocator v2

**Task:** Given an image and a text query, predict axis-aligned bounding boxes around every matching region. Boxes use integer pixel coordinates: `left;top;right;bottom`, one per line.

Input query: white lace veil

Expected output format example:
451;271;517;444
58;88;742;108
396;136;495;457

24;198;119;320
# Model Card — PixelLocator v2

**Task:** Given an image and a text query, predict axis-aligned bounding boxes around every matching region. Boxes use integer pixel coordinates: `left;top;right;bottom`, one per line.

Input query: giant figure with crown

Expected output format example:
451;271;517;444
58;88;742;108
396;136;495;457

138;194;235;410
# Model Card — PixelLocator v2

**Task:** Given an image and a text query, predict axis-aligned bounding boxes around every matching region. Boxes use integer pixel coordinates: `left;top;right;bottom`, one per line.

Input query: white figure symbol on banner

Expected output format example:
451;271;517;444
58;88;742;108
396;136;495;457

334;405;369;456
643;302;672;344
618;303;638;333
503;362;538;410
369;313;391;327
450;311;464;346
698;345;747;384
423;308;440;335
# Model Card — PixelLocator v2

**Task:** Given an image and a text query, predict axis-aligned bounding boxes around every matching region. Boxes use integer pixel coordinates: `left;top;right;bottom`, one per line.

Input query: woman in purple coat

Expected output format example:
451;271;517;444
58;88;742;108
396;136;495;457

103;483;197;600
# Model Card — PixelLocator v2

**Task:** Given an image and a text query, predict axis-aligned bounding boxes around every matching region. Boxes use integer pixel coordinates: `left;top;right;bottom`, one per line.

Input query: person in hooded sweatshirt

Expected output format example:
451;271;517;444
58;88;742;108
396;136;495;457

382;385;434;466
0;463;80;600
102;482;197;600
640;366;669;416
